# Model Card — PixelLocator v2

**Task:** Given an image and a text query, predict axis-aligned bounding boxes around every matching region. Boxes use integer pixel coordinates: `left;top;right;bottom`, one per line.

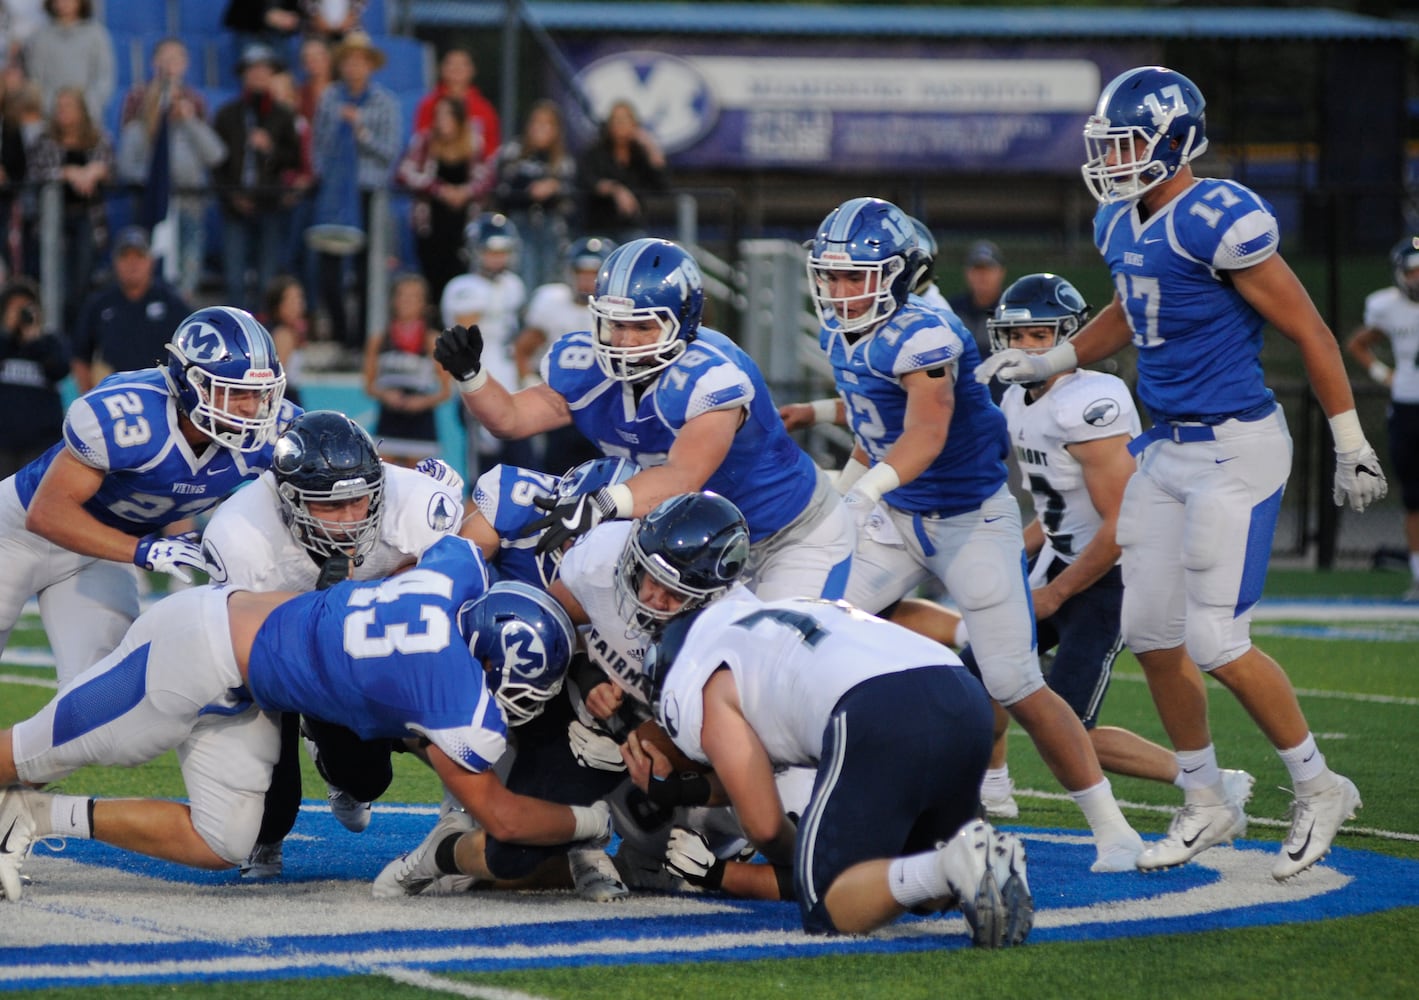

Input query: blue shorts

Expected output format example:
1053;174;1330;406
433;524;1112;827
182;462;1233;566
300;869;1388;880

795;665;992;934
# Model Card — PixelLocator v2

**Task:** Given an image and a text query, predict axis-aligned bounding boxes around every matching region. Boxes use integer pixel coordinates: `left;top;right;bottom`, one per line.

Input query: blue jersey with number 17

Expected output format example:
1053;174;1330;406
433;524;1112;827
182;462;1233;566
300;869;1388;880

543;327;816;543
11;368;299;535
824;297;1009;515
1094;178;1279;423
245;535;503;772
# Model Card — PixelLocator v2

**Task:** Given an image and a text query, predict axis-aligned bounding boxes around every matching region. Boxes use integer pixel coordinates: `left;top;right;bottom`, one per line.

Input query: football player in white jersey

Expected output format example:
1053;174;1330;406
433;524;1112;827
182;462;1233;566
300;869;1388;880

0;541;601;902
440;213;533;478
433;237;855;604
970;273;1255;825
199;410;465;878
0;306;294;687
798;196;1143;873
613;493;1031;946
1346;237;1419;601
979;66;1384;879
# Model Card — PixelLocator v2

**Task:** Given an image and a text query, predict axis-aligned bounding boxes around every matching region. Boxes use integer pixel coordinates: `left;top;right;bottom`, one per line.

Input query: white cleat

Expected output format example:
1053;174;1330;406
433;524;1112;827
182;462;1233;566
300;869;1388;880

1221;769;1257;810
936;820;1007;948
1138;799;1246;871
0;786;47;902
1091;827;1145;873
980;780;1020;820
239;841;283;879
372;809;473;898
328;786;372;833
988;828;1033;946
1273;775;1361;881
568;845;630;902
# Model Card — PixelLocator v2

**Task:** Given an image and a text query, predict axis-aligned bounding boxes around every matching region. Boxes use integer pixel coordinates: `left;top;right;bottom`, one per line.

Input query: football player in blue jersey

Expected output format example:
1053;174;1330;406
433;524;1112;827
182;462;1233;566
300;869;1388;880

978;66;1384;880
0;539;606;901
433;237;855;603
797;196;1143;873
0;306;296;688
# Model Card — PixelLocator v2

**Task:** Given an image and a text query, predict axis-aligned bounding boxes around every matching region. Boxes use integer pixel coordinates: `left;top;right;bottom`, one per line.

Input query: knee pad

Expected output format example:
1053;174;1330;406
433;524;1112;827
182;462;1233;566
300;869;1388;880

1184;610;1251;673
945;539;1014;612
484;837;554;881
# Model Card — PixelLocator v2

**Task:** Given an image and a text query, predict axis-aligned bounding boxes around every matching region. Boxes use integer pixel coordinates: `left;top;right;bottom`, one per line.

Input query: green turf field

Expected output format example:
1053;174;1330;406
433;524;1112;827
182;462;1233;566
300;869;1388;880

2;569;1416;999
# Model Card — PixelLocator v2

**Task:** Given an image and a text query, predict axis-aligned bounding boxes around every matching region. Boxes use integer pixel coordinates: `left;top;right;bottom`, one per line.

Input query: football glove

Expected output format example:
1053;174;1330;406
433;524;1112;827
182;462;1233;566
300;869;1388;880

433;324;485;385
1333;444;1388;513
530;488;620;557
568;719;628;772
975;345;1073;386
134;531;205;583
664;826;726;890
316;553;352;590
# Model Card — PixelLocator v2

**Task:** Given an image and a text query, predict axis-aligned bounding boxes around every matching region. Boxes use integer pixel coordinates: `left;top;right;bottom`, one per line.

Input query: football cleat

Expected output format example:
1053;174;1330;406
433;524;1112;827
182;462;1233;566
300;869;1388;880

1137;799;1245;871
568;845;630;902
936;820;1007;948
1221;768;1257;811
372;809;472;898
0;786;47;902
980;779;1020;820
1272;775;1361;881
328;786;372;833
240;841;283;879
989;828;1034;947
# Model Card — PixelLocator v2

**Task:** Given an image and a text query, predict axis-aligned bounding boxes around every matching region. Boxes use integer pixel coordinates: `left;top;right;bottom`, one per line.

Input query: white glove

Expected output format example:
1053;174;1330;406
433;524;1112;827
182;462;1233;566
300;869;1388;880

414;457;465;497
975;343;1076;385
134;531;206;583
842;489;875;533
1334;444;1388;513
664;825;725;889
568;719;627;772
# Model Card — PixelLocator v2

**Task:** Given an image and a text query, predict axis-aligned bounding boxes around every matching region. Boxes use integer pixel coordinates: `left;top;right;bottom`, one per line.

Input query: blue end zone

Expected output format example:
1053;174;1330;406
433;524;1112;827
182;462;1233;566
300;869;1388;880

5;809;1417;991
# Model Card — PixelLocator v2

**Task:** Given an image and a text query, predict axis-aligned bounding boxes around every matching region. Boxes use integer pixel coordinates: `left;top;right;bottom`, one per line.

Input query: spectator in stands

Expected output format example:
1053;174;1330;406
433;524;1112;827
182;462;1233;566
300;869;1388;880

262;273;308;408
28;84;110;330
1;1;46;71
0;70;27;278
0;275;66;478
397;94;479;301
115;38;226;299
578;100;667;244
947;240;1008;359
413;48;499;165
266;67;316;303
22;0;111;121
311;29;400;352
493;99;576;292
69;225;188;391
303;0;367;41
363;271;449;467
221;1;303;73
213;43;302;313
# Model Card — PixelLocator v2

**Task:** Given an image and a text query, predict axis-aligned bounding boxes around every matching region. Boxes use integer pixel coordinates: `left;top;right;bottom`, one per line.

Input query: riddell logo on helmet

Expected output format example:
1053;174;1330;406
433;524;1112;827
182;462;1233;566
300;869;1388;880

248;368;276;379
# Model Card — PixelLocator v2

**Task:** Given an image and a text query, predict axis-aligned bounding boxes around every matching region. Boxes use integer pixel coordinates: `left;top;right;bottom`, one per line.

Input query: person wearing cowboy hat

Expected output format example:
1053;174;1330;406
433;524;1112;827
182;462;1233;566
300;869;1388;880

311;29;401;352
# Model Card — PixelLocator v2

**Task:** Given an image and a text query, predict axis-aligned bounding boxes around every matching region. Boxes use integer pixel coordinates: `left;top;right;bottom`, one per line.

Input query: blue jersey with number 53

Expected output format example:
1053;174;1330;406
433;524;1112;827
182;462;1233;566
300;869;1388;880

246;535;504;772
1093;178;1278;423
11;369;298;535
542;327;816;542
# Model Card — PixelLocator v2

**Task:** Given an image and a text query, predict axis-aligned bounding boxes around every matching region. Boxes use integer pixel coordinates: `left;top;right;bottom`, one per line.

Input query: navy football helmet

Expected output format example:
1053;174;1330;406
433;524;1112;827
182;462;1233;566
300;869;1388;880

906;215;938;296
615;492;750;635
807;197;929;334
536;455;639;587
271;410;385;564
464;212;521;275
566;235;617;275
987;274;1092;353
589;238;704;381
164;306;286;452
460;580;576;725
1082;66;1208;205
1392;236;1419;302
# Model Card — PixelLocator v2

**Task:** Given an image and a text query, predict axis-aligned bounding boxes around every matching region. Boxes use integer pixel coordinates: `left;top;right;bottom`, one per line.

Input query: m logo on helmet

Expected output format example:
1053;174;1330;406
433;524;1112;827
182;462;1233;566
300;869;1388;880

502;625;549;680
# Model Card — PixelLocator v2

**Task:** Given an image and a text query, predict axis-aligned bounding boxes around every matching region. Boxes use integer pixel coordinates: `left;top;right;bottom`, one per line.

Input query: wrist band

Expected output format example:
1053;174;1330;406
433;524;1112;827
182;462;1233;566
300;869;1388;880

810;398;839;425
851;461;902;505
569;804;606;841
457;369;488;394
601;482;634;519
1328;409;1366;453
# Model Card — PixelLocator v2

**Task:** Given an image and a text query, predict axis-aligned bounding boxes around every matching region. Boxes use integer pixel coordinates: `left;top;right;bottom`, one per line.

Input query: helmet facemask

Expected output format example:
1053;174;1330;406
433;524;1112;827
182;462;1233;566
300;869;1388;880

807;253;907;335
590;296;687;382
614;532;713;636
180;361;286;452
278;474;385;565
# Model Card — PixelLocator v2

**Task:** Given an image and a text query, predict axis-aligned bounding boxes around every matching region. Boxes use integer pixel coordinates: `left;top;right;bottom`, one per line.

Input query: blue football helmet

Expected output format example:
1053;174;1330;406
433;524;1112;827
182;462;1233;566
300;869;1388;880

1392;236;1419;302
589;238;704;381
271;410;385;565
615;492;750;635
807;197;929;334
906;215;938;296
1082;66;1208;205
536;455;639;587
164;306;286;452
464;212;521;275
460;580;576;725
986;274;1092;353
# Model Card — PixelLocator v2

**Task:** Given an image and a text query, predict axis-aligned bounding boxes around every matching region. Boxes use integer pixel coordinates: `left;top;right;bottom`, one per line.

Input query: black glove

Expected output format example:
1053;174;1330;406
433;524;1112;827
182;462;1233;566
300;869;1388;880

316;553;351;590
530;488;620;557
433;324;485;383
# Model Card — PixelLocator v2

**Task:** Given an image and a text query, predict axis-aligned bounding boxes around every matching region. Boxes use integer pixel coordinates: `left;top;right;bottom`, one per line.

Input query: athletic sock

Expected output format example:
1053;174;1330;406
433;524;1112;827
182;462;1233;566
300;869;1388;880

1279;734;1331;793
1069;778;1133;841
1175;746;1224;803
980;765;1012;798
888;849;949;909
48;795;94;839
